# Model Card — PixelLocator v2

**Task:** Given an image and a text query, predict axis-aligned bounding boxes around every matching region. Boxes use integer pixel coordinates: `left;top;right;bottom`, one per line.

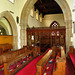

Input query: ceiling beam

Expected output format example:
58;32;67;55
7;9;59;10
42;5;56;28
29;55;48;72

39;0;45;9
39;0;47;10
41;8;62;12
35;2;59;8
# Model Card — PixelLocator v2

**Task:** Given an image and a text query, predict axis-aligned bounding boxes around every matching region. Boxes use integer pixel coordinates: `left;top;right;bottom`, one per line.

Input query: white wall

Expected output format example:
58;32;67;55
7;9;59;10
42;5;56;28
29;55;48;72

28;11;43;27
42;14;66;27
28;12;66;28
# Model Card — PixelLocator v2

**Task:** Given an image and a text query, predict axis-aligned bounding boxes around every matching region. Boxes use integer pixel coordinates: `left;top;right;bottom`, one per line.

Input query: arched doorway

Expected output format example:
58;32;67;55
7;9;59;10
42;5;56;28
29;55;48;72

0;11;18;49
20;0;72;54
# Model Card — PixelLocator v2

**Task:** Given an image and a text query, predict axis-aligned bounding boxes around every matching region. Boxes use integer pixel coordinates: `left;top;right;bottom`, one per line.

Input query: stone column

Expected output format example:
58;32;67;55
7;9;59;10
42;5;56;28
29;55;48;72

65;20;73;55
13;36;18;50
20;23;27;48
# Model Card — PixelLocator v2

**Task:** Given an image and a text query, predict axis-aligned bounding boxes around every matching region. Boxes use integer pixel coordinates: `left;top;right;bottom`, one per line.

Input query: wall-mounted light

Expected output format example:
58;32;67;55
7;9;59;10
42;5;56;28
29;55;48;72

1;33;3;35
71;37;73;42
0;30;1;32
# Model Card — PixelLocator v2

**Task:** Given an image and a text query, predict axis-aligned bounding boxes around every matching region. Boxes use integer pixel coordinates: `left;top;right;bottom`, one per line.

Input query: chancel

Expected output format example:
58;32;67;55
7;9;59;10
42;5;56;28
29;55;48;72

0;0;75;75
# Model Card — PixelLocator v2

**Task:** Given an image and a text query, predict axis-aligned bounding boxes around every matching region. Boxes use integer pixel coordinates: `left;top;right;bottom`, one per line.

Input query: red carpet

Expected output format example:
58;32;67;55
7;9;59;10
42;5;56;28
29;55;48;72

0;55;75;75
16;55;43;75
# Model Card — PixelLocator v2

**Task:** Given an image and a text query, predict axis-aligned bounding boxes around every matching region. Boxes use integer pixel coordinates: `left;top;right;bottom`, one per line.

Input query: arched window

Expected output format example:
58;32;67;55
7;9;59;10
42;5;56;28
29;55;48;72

50;21;60;28
30;7;34;17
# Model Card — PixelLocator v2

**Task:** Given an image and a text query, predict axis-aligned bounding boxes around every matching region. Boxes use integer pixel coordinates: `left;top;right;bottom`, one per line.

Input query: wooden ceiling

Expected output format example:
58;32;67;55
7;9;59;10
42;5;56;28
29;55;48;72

34;0;63;16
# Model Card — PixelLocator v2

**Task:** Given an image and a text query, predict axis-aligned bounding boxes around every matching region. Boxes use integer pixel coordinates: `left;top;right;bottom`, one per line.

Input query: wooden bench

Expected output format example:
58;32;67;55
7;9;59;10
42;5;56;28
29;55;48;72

0;46;40;70
23;46;40;55
53;46;66;75
36;49;52;75
4;50;34;75
0;48;25;66
0;43;13;54
51;46;61;58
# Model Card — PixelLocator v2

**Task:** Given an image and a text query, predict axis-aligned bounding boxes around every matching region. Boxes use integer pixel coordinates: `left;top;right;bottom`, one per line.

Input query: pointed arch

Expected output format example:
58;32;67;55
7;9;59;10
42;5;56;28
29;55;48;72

20;0;72;55
0;11;18;49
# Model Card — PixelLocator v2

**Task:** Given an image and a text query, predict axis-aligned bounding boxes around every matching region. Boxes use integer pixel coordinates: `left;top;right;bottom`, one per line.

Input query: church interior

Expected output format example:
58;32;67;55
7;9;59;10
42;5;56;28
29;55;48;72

0;0;75;75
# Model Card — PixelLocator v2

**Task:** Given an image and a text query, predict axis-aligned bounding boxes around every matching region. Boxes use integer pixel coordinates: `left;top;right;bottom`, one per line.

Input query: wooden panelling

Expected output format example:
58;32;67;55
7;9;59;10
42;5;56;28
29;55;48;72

0;35;13;46
27;27;66;52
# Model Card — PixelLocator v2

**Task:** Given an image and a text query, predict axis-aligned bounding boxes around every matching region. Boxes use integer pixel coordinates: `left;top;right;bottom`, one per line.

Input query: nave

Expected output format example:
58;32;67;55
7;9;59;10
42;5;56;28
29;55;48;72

0;0;75;75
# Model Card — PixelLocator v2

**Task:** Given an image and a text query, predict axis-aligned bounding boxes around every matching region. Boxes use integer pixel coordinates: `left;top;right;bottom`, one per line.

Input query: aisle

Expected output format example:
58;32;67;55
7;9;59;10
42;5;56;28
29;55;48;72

16;55;43;75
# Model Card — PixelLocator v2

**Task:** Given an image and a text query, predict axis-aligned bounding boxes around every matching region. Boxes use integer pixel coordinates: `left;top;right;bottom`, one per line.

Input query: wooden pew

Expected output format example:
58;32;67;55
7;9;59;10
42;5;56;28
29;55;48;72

0;43;12;54
36;49;52;75
4;50;34;75
0;48;25;66
0;46;40;70
51;46;61;58
23;46;40;57
53;46;66;75
0;48;25;70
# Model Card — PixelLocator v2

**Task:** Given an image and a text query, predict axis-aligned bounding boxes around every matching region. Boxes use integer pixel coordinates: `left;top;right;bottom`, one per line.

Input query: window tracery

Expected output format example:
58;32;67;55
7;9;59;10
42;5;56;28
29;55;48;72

50;21;60;28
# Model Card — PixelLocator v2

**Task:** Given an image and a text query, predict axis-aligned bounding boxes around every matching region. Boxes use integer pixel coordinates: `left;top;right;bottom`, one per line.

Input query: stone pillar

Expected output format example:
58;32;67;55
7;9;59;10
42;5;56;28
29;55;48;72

13;36;18;50
20;23;27;48
65;20;73;55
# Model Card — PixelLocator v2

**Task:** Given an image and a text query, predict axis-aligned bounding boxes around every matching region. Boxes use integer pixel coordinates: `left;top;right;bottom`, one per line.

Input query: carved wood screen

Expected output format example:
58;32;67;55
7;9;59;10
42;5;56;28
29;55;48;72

27;26;66;52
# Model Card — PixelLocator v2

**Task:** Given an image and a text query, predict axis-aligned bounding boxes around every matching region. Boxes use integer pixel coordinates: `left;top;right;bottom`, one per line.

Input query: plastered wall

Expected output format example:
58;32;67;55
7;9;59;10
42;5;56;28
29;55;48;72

43;14;66;27
28;12;66;27
28;11;43;27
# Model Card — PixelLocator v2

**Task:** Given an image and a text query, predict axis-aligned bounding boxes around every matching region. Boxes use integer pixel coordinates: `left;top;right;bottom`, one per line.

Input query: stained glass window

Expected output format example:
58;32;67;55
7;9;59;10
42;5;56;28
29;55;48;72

30;7;34;17
57;31;59;36
51;31;55;36
50;21;60;28
36;9;39;20
40;13;42;22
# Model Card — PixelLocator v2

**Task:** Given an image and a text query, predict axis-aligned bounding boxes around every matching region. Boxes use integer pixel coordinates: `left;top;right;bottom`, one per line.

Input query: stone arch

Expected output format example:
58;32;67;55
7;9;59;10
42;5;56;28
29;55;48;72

55;0;73;54
0;11;18;49
20;0;72;54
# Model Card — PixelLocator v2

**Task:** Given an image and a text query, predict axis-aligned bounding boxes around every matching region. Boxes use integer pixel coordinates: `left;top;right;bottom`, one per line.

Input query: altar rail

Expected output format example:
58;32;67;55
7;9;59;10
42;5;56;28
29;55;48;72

36;49;52;75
